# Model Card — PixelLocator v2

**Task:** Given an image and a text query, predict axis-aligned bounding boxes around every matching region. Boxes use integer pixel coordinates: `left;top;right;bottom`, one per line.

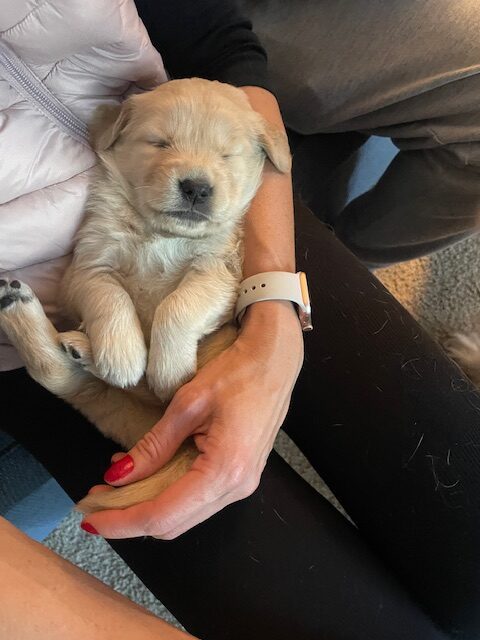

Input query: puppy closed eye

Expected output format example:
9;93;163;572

221;143;244;160
148;139;170;149
221;150;243;160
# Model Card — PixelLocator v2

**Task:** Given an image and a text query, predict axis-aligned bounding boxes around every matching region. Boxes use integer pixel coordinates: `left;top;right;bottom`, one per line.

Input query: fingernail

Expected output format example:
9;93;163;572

80;521;99;535
104;454;134;483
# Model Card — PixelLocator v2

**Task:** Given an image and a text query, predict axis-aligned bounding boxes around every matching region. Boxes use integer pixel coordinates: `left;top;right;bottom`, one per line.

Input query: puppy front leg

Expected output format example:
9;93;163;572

0;280;91;397
67;272;147;388
147;261;237;401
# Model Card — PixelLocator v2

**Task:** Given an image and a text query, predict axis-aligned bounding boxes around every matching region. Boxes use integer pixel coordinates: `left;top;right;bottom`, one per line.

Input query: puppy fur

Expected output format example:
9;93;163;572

445;332;480;387
0;78;291;514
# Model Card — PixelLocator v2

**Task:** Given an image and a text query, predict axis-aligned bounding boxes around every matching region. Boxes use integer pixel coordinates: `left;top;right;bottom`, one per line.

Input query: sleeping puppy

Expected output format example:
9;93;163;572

0;78;291;514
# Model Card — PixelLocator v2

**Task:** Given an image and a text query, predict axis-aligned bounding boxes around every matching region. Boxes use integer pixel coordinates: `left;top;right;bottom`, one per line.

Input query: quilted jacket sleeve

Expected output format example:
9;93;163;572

134;0;270;91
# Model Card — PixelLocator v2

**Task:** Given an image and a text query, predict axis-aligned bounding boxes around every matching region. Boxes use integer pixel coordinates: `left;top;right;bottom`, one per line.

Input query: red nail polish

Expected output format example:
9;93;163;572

80;521;99;535
104;454;134;483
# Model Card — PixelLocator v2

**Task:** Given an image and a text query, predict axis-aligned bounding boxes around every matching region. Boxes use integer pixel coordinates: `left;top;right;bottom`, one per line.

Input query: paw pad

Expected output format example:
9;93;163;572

59;332;93;369
0;279;32;310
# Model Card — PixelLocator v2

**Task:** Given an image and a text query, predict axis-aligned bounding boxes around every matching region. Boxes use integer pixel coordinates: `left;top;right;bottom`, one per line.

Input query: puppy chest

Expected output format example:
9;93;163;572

118;245;187;331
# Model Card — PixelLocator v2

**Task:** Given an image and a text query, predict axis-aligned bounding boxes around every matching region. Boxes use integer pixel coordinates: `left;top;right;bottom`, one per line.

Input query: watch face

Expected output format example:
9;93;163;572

299;271;310;307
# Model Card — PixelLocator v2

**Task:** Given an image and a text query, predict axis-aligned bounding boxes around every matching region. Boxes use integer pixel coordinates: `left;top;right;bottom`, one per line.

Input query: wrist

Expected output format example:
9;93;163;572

238;300;304;378
240;299;303;337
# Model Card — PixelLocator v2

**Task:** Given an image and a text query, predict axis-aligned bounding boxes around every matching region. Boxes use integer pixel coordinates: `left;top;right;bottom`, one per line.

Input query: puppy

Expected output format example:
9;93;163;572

0;78;291;514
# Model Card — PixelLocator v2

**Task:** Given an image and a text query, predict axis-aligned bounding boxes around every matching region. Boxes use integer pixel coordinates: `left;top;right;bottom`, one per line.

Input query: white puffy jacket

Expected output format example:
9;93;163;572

0;0;167;371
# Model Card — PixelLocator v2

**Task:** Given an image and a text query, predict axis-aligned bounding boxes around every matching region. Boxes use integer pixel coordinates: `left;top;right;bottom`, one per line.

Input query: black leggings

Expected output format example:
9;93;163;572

2;204;480;640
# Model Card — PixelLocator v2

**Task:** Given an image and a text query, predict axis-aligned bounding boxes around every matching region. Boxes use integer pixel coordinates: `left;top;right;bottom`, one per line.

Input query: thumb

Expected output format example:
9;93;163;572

103;387;208;486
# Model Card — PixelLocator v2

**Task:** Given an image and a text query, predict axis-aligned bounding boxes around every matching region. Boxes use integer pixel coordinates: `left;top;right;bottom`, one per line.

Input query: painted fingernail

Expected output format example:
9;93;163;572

80;521;99;535
104;454;134;483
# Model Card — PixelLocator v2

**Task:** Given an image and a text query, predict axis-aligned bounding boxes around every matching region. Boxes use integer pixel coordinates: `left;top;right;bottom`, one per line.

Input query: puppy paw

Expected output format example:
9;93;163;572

147;343;196;402
91;329;148;388
59;330;99;372
445;332;480;385
0;279;34;312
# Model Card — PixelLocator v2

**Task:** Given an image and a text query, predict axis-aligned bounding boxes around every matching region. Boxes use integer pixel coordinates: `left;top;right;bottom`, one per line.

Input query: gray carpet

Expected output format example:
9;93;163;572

376;234;480;340
44;232;480;627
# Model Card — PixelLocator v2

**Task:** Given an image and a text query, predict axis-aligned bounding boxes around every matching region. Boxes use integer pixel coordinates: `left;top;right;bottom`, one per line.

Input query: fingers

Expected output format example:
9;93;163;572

82;453;258;540
110;452;126;464
83;467;215;538
104;386;210;487
86;484;114;496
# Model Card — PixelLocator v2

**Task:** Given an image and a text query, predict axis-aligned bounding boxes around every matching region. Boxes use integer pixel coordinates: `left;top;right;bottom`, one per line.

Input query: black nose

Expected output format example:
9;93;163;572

179;179;213;203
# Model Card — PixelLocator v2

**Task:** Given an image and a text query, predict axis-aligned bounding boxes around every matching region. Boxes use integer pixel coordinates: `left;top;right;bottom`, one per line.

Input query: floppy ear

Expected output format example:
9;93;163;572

89;101;132;152
257;119;292;173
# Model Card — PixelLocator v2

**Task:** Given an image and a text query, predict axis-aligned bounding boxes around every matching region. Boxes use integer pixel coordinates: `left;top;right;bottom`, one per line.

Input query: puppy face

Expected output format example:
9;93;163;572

91;79;291;238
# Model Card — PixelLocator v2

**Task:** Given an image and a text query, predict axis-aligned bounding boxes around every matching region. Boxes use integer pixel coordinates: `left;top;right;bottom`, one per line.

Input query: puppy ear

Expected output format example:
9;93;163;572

89;101;132;152
257;120;292;173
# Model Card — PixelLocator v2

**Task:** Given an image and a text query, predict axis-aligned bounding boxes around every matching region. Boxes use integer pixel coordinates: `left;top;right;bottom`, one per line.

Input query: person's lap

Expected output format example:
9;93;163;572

291;204;480;637
0;375;448;640
1;203;479;638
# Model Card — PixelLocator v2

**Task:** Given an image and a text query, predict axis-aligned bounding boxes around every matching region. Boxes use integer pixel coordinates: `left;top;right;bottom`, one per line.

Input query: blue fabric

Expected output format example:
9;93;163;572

0;430;72;539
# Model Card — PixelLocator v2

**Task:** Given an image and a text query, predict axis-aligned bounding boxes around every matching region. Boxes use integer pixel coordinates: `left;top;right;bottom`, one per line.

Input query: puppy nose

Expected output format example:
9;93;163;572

179;179;213;203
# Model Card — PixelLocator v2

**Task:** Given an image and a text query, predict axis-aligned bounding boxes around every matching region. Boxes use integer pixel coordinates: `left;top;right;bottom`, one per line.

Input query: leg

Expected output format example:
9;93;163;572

0;517;192;640
241;0;480;262
64;270;148;388
0;278;87;397
2;366;447;640
286;203;480;638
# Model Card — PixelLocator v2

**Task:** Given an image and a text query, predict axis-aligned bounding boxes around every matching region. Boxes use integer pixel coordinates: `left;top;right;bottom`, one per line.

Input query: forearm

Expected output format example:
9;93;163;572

0;517;194;640
240;86;295;278
238;86;301;339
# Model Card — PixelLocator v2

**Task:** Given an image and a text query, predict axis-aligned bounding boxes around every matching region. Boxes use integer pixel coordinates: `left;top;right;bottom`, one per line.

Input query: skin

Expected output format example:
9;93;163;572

0;516;195;639
81;86;304;539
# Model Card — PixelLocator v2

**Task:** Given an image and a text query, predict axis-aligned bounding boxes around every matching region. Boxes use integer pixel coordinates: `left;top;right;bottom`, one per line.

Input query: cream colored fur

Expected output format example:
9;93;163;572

445;332;480;388
0;78;291;514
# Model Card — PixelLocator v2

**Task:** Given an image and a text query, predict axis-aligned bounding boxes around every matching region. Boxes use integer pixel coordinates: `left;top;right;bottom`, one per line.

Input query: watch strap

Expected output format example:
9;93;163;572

235;271;313;331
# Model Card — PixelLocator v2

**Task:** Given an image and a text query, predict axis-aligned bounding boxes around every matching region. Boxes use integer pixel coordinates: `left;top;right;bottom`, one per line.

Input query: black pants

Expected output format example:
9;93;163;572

2;204;480;640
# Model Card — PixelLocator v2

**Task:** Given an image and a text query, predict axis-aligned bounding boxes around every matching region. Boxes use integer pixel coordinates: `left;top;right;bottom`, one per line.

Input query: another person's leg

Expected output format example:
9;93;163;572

0;516;192;640
242;0;480;264
2;372;446;638
286;203;480;639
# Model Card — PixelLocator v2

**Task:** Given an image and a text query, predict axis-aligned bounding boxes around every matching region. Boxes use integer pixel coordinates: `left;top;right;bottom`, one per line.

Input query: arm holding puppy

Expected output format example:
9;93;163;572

81;86;304;539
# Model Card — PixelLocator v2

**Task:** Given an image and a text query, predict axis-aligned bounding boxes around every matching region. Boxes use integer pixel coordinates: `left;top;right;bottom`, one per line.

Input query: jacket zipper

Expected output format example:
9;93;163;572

0;39;90;146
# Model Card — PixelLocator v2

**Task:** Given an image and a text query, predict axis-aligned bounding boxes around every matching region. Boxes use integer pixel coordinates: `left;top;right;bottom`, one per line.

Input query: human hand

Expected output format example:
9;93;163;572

81;300;303;539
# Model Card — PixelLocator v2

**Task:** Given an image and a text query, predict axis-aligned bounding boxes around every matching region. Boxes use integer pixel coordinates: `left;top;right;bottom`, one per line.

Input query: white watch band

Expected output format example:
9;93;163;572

235;271;313;331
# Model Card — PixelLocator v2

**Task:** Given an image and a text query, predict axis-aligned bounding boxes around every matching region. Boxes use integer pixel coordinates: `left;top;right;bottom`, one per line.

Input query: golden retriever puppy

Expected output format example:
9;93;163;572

0;78;291;513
